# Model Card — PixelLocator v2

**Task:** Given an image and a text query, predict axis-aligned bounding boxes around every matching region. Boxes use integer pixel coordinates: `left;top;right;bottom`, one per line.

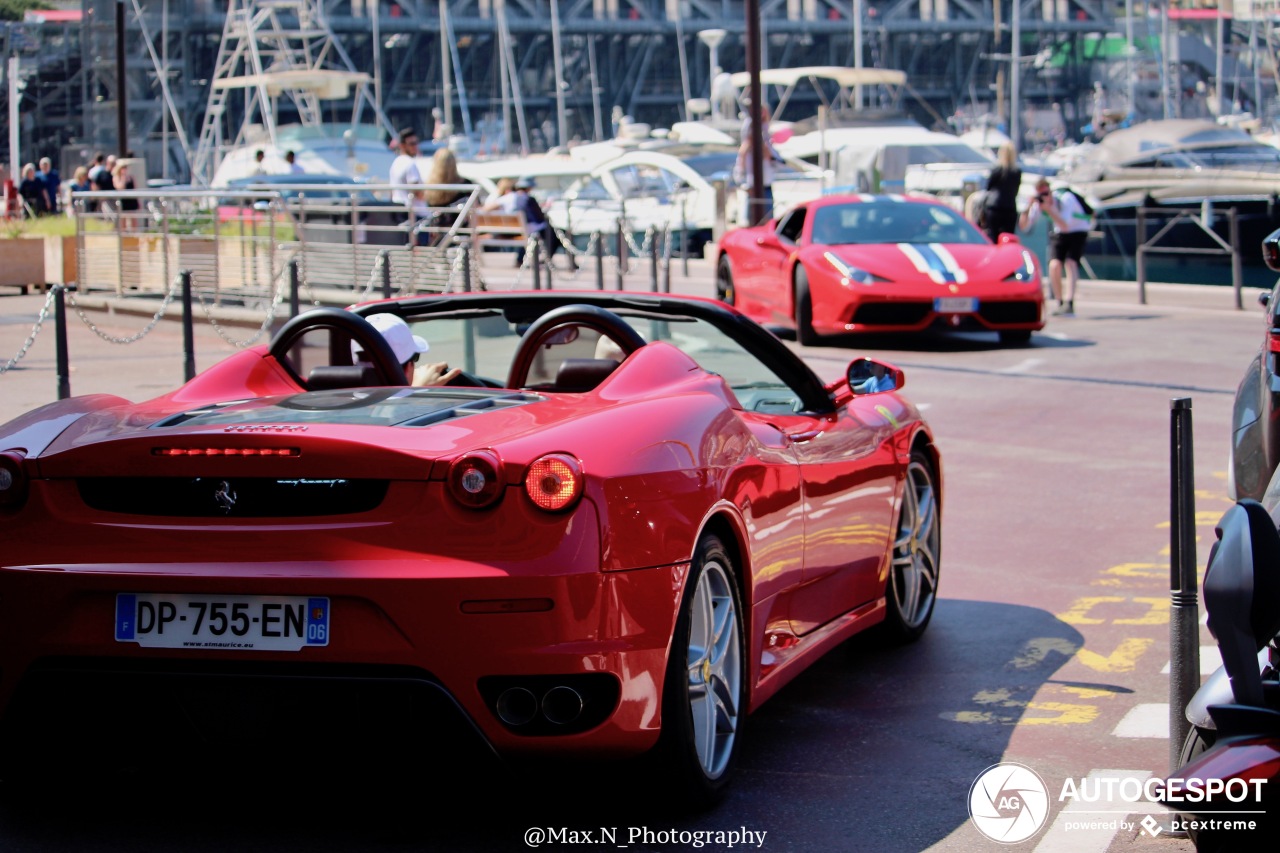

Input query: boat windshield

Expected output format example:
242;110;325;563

1131;144;1280;172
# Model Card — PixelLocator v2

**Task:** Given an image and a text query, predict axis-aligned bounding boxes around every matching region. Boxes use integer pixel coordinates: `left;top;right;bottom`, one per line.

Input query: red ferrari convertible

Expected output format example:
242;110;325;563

0;291;940;803
716;193;1045;345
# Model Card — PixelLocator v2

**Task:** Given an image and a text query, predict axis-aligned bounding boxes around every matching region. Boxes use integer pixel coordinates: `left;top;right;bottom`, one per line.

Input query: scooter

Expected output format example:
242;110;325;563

1164;500;1280;851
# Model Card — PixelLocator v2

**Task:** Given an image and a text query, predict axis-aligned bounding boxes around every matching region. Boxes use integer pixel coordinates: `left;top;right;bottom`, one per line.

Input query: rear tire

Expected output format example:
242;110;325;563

880;449;941;644
795;268;819;346
716;256;736;306
653;533;745;809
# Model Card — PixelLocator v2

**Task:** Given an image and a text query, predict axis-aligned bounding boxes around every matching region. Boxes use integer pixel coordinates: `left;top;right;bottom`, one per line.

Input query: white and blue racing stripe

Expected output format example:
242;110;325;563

896;243;969;285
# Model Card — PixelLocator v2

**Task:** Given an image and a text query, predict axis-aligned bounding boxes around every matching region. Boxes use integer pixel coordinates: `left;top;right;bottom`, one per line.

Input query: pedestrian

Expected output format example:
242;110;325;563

37;157;61;216
285;150;304;174
735;100;782;225
423;148;474;246
1019;178;1092;316
113;160;139;230
389;128;430;241
253;149;267;175
510;176;558;267
93;155;117;192
983;141;1021;241
17;163;48;217
86;153;110;212
67;166;92;211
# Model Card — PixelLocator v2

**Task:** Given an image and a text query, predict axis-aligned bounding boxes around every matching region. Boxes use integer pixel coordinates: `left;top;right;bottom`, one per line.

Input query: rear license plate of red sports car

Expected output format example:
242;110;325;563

114;594;330;651
934;297;978;313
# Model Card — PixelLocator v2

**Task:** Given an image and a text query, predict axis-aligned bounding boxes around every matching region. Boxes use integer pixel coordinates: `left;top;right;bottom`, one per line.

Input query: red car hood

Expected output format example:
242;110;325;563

817;241;1029;286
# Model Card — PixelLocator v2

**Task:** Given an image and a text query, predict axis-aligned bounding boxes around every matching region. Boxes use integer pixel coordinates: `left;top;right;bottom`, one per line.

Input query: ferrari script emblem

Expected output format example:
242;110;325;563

214;481;237;514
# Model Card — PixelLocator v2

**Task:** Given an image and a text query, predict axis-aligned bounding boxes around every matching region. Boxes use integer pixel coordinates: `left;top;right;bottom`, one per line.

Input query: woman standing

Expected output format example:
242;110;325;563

983;141;1022;242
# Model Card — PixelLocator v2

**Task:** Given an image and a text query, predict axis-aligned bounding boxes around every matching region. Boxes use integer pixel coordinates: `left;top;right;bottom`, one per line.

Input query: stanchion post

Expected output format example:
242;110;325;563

54;284;71;400
380;250;392;299
1136;208;1148;305
662;227;672;293
594;233;605;290
649;227;659;292
461;244;473;292
1230;207;1242;310
181;269;196;383
1169;397;1200;774
531;238;543;291
615;222;625;291
288;260;300;318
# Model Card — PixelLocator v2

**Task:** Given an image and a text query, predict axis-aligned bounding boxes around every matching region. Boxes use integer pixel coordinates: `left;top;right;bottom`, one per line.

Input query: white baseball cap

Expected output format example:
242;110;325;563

351;313;429;365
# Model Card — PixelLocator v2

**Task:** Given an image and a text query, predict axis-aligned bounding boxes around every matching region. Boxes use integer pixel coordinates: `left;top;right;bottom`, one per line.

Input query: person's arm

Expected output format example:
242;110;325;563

413;361;463;386
1018;199;1040;232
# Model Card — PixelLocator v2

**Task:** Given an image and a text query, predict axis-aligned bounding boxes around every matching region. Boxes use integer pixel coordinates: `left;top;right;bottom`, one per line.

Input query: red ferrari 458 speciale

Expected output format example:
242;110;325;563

716;193;1045;345
0;291;940;803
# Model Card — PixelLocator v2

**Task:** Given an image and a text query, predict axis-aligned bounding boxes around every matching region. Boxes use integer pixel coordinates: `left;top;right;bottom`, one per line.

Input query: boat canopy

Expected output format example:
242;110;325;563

728;67;907;90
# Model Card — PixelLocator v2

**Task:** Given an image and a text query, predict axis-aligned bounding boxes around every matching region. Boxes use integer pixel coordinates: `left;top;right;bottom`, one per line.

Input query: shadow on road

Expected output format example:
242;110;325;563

0;601;1083;853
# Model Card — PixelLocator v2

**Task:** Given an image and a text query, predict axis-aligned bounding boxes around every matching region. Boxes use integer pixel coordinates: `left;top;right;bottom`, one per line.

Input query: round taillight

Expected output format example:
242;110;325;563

447;450;505;509
0;451;29;510
524;453;583;512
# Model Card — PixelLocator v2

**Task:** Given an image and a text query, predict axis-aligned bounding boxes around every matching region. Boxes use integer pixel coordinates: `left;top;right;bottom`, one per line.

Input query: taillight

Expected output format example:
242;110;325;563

524;453;583;512
0;451;29;510
448;450;505;509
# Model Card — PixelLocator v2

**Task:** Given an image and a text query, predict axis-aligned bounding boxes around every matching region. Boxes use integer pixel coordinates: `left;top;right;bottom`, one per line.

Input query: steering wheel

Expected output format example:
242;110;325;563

506;304;647;390
268;308;404;389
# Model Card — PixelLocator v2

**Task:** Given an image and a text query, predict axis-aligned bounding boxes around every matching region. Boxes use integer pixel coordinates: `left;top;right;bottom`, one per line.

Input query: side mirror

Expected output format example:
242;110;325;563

998;232;1021;245
1259;292;1272;309
1263;227;1280;272
847;357;904;395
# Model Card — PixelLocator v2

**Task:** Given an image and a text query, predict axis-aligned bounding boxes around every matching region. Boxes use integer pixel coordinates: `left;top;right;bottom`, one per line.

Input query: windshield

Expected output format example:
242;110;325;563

810;200;988;245
402;308;804;412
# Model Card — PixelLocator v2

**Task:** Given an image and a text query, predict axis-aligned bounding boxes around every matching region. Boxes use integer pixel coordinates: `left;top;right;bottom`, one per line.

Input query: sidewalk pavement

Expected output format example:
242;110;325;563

1;258;1268;424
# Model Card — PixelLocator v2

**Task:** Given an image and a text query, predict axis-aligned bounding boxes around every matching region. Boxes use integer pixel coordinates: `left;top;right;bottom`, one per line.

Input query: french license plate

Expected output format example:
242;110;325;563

115;594;329;651
934;297;978;313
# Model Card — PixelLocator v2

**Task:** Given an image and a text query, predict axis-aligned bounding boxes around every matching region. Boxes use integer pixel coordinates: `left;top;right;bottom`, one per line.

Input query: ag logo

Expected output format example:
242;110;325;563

968;762;1050;844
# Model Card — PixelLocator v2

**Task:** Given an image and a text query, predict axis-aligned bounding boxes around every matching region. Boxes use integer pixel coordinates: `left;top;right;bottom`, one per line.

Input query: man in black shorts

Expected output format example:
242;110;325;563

1019;178;1092;315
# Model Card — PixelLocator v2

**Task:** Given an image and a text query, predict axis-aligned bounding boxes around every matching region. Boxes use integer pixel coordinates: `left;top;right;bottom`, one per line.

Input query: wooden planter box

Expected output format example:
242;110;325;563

0;237;47;292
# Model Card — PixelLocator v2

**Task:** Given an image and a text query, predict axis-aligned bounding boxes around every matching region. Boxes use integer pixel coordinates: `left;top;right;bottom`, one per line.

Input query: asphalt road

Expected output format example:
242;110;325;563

0;266;1266;852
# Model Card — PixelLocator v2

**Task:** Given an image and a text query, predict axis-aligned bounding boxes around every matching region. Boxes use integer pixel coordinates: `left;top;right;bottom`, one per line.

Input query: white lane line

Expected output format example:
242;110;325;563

1034;769;1159;853
1112;703;1169;738
1160;646;1222;674
1000;358;1045;374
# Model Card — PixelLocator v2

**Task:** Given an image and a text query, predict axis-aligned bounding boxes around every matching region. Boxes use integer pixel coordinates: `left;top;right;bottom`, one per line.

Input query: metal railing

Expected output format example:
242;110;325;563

69;184;490;302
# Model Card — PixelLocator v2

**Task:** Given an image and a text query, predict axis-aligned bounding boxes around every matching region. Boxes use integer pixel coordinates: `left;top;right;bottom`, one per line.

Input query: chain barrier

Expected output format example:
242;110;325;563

551;224;591;259
355;252;386;302
0;287;58;375
68;280;181;345
193;272;288;349
624;226;654;260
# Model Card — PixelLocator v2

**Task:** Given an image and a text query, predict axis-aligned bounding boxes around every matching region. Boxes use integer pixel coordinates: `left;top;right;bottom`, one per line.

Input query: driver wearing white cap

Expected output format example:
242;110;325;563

352;313;462;386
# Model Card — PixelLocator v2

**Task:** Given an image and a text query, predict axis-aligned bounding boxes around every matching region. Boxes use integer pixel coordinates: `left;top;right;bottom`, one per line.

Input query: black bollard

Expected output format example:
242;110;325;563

1168;397;1200;773
662;227;672;293
54;285;71;400
649;228;659;292
380;251;392;299
288;260;300;318
594;233;605;290
531;239;543;291
615;222;626;291
181;269;196;383
461;244;473;292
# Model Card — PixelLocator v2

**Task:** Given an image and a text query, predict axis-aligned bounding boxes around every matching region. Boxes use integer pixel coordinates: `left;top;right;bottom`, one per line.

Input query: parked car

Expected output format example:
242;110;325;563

0;291;940;804
715;193;1045;345
1228;227;1280;500
218;173;406;246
